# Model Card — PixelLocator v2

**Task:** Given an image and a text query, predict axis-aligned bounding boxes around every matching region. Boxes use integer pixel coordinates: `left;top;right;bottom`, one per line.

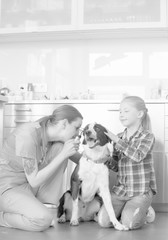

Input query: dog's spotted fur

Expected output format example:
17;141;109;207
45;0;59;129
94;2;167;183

57;123;128;230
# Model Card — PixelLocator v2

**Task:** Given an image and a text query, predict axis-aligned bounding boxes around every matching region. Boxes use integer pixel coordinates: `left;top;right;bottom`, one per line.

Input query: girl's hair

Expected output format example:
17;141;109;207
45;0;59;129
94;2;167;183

38;104;83;128
121;96;152;131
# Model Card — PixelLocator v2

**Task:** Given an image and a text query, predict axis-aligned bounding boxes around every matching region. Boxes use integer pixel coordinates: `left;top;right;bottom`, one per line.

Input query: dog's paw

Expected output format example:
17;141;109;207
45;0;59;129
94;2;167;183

70;219;79;226
57;216;66;224
113;220;129;231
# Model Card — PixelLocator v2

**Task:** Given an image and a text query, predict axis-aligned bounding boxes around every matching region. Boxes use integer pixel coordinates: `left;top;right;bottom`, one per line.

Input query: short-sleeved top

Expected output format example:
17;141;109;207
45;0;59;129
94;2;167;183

112;126;157;197
0;122;66;195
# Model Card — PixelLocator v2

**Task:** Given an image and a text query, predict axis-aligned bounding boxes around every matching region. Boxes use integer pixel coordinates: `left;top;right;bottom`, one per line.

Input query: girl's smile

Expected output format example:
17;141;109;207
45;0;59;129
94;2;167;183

119;102;142;128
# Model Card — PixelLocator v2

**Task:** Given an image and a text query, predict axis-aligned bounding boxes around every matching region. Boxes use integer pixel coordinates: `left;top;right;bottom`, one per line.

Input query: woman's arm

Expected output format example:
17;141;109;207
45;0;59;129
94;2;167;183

22;139;78;188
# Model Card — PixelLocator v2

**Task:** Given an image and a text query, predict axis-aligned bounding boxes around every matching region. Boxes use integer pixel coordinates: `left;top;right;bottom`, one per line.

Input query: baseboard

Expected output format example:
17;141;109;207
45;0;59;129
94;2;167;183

152;203;168;212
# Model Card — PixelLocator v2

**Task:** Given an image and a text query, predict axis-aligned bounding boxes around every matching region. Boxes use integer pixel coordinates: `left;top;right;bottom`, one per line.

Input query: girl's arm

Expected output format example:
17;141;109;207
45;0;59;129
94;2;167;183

105;156;118;172
22;139;78;188
115;134;155;162
105;130;155;162
104;143;119;172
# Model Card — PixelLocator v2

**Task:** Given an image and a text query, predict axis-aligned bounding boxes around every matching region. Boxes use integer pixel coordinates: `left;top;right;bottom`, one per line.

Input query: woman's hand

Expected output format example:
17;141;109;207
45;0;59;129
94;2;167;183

23;139;80;189
105;129;119;143
60;139;80;159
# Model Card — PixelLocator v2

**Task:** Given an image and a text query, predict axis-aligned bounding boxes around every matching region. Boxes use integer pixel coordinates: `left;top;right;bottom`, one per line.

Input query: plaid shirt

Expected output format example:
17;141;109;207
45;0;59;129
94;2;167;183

112;126;157;197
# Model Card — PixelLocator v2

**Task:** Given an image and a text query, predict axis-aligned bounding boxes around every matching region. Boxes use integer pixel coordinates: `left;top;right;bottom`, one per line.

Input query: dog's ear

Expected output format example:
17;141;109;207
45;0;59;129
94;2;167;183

57;192;66;218
94;124;111;146
82;124;89;145
104;129;112;143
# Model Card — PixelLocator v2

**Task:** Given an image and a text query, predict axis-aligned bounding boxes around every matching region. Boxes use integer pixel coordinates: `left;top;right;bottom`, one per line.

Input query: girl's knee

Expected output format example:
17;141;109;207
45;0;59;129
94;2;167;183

121;208;146;230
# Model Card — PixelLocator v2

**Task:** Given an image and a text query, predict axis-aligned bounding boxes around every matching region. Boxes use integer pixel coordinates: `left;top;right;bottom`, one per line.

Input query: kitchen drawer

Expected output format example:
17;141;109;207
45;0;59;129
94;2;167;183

4;104;62;116
4;115;44;127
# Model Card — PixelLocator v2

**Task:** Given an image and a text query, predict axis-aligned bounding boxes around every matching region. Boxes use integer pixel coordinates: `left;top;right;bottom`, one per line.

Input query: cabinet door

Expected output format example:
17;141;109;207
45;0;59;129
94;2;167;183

78;0;167;30
147;104;166;207
147;103;165;152
0;0;77;33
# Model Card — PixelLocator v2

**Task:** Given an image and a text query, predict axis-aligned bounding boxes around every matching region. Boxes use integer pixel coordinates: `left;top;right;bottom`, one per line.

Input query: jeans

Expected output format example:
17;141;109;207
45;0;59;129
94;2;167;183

98;190;153;229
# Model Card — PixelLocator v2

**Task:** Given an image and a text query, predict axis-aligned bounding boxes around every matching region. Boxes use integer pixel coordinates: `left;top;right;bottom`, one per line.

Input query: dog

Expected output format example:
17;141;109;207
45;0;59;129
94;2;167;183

57;123;127;230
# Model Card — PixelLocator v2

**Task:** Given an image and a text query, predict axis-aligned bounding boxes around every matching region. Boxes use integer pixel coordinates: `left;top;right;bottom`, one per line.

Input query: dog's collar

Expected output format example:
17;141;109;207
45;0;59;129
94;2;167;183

86;156;108;164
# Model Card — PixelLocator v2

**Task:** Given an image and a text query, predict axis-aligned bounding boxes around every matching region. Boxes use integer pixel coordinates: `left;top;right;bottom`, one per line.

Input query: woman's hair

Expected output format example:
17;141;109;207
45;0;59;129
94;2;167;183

121;96;152;131
38;105;83;164
39;104;83;128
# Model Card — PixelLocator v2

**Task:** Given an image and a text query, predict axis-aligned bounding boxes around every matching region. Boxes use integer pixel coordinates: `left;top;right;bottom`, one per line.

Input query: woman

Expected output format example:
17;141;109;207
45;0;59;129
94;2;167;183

0;105;83;231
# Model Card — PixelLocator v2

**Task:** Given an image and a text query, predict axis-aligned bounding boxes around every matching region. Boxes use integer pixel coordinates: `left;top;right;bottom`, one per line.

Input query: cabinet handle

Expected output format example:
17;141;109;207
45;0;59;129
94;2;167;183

15;108;32;112
107;109;119;112
14;120;31;123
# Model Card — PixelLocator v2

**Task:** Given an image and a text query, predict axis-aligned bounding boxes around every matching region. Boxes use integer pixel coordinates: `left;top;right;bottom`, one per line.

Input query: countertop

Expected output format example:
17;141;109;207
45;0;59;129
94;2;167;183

4;98;168;104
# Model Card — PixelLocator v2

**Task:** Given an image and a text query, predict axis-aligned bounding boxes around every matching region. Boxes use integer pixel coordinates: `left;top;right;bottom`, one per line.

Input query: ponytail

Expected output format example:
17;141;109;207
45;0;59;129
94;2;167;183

38;115;53;128
142;111;152;132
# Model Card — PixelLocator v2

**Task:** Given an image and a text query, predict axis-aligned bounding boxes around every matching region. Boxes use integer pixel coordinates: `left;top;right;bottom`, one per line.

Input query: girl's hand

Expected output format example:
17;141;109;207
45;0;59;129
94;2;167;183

61;139;80;159
105;130;119;143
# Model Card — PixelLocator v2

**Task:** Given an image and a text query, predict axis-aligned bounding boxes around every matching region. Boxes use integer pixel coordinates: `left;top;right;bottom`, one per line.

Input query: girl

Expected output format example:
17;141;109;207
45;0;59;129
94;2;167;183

98;96;157;230
0;105;83;231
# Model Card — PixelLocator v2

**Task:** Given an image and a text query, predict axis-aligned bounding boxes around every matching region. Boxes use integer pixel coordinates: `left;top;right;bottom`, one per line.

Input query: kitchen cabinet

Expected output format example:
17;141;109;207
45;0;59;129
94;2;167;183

0;0;167;40
78;0;167;30
74;103;123;133
3;102;63;140
146;103;167;212
3;102;125;140
0;0;77;33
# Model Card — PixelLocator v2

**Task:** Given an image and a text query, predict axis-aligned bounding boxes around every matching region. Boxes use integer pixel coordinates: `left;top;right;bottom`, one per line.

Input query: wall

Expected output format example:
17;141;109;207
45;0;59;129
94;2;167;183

0;37;168;100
